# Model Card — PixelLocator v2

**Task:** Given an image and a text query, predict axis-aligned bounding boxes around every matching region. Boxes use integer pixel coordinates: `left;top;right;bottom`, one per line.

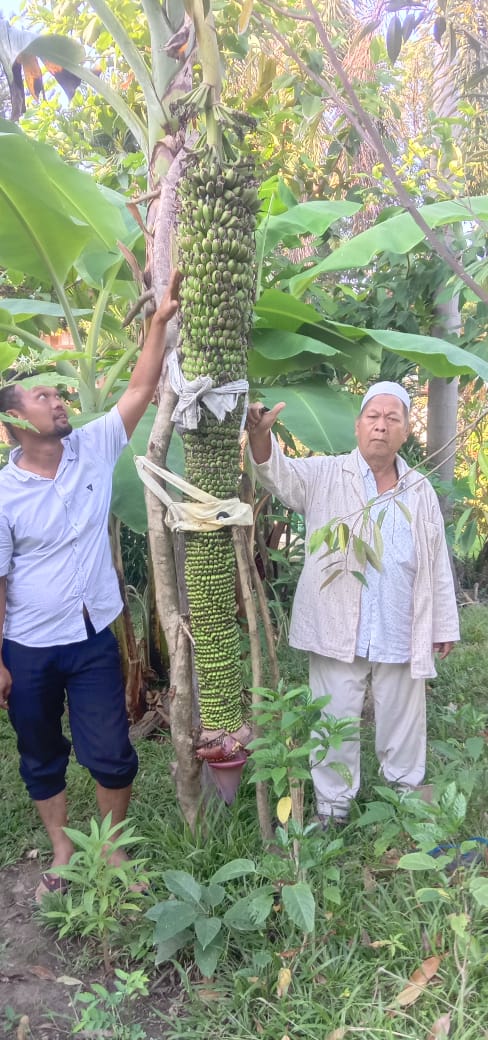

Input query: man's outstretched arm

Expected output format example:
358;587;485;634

0;576;12;709
117;270;181;439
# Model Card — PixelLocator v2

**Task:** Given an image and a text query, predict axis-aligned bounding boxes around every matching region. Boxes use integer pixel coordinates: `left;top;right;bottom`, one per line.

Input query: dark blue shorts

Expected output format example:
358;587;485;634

3;625;139;801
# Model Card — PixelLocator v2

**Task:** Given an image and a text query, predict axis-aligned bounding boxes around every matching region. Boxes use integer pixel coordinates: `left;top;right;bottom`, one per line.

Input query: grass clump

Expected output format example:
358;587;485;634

1;607;487;1039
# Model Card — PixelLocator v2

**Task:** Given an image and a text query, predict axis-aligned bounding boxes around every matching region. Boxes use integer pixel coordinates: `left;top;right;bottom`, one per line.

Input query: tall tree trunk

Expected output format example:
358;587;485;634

426;28;462;521
427;294;460;521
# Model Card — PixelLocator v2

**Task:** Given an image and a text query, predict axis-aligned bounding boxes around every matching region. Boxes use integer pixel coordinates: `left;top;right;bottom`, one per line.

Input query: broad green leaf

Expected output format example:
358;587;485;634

322;885;341;905
469;877;488;908
249;329;340;379
211;858;256;884
201;883;226;909
291;196;488;294
248;890;275;926
194;934;224;977
315;320;488;383
0;133;90;282
21;33;85;67
16;373;79;390
223;889;274;932
452;792;467;823
259;382;358;454
257;200;361;257
366;329;488;382
356;802;396;826
155;928;192;965
0;129;128;284
464;736;484;761
223;896;261;932
309;524;335;554
0;299;91;320
416;888;451;903
162;870;202;904
248;348;337;380
255;289;326;331
448;912;470;938
149;900;198;941
194;916;222;950
0;342;19;369
282;882;315;933
111;409;184;533
0;308;13;327
0;117;22;135
397;852;440;871
0;21;84;78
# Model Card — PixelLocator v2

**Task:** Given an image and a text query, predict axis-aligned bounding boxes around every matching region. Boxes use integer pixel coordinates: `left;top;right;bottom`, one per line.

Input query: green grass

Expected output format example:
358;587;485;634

1;606;488;1039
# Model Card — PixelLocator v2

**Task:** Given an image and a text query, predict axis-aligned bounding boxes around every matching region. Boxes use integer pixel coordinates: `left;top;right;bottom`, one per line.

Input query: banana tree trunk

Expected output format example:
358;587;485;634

109;514;146;721
144;138;203;826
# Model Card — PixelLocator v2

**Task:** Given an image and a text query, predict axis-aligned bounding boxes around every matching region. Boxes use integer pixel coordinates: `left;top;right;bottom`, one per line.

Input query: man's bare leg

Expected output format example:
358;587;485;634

34;790;74;903
95;782;147;891
96;782;132;867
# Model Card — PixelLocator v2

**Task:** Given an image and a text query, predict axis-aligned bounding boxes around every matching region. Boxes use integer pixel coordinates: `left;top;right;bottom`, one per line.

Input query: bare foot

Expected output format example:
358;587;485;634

35;842;73;904
102;846;149;894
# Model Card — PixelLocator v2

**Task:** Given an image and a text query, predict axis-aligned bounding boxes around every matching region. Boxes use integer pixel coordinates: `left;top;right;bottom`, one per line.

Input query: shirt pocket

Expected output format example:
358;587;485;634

422;519;440;555
69;460;110;532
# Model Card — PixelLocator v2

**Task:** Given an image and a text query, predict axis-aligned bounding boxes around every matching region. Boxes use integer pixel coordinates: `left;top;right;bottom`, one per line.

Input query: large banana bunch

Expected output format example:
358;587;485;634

177;156;259;733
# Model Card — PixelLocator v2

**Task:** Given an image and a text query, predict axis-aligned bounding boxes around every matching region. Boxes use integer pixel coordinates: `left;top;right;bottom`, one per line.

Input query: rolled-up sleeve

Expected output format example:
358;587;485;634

0;513;13;577
248;434;319;516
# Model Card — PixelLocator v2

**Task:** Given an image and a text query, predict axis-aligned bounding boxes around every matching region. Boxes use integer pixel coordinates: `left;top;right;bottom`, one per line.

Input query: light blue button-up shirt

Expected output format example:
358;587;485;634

355;451;416;663
0;406;127;647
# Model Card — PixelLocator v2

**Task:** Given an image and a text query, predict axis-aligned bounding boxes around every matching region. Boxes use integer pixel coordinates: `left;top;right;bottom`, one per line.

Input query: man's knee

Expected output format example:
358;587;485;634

88;746;139;790
20;745;71;801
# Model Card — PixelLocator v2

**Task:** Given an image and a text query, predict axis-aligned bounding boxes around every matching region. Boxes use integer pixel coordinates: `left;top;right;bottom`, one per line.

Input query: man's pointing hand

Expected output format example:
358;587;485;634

246;401;286;464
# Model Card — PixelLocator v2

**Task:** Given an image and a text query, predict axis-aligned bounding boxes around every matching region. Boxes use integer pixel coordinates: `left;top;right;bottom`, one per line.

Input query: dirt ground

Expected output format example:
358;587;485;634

0;861;182;1039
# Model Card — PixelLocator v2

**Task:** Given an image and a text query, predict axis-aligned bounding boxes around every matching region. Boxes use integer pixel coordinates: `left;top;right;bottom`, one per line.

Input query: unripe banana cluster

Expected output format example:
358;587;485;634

176;157;259;733
178;158;259;384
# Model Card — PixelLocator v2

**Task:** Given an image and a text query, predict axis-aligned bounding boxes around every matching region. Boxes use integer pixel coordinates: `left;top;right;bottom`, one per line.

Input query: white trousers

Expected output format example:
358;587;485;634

309;653;426;818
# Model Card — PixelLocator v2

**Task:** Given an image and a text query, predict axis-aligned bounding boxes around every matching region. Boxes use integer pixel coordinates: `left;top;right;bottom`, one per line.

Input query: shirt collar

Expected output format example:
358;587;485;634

357;450;371;478
357;449;408;490
6;435;74;482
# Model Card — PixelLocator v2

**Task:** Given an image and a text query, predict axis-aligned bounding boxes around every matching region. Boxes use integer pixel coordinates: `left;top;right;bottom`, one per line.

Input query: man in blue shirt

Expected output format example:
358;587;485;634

0;271;179;901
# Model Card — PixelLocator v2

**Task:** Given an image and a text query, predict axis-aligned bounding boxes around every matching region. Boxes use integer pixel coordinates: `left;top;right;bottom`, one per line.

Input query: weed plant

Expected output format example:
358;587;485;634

1;607;488;1039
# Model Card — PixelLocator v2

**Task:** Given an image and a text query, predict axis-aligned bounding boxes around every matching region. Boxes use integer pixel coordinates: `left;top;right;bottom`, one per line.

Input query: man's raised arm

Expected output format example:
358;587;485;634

117;270;181;439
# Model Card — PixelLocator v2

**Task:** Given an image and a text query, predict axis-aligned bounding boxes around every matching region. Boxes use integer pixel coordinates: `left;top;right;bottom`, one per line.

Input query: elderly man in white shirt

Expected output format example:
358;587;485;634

247;382;460;826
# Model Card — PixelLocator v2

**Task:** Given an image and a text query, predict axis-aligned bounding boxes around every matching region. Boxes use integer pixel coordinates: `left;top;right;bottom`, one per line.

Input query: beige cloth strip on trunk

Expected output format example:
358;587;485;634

135;455;253;533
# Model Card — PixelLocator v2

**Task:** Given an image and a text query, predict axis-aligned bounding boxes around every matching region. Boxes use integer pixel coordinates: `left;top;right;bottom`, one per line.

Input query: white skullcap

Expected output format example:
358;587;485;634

361;381;411;412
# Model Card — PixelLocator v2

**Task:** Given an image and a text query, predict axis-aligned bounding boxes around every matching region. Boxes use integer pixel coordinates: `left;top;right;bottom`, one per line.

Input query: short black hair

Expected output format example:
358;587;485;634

0;382;21;414
0;381;23;443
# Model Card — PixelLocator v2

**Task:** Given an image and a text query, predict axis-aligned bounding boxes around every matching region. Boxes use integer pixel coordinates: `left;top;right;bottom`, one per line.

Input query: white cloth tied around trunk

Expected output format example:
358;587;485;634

135;455;253;532
167;350;249;433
